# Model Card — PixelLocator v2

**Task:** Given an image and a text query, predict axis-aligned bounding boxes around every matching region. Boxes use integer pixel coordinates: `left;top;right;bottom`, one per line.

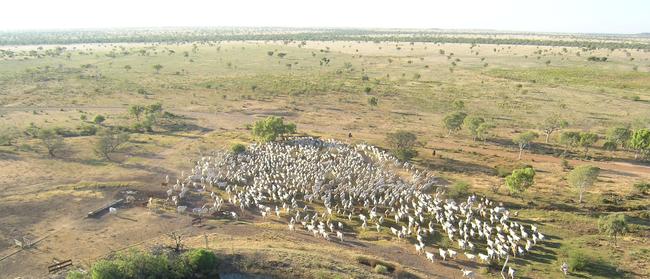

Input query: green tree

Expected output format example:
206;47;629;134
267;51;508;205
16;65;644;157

94;129;130;161
463;116;485;141
606;126;632;150
540;114;568;143
505;167;535;196
578;132;599;158
443;111;467;136
252;116;296;142
629;128;650;160
559;131;581;154
123;65;132;72
476;122;495;142
128;105;145;121
513;131;538;160
37;128;65;157
386;131;419;161
152;64;163;74
598;213;628;246
567;165;600;203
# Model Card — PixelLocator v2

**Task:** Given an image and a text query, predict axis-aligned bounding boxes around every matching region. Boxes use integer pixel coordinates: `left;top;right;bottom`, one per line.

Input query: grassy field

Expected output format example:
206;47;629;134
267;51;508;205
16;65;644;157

0;35;649;278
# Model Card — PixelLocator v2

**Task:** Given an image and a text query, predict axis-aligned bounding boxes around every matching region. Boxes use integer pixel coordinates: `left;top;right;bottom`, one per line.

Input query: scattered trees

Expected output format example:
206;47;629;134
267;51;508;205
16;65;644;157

0;126;20;146
505;166;535;196
386;131;419;161
540;115;568;143
443;111;467;136
567;165;600;203
252;116;296;142
513;131;538;160
598;213;628;246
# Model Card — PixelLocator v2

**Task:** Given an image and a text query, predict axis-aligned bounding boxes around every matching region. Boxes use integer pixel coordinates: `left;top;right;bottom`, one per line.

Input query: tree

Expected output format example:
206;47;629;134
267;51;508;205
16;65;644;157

252;116;296;142
123;65;132;72
606;126;632;150
540;115;568;143
505;167;535;196
386;131;419;161
37;128;65;157
95;129;130;161
567;165;600;203
513;131;538;160
598;213;628;246
463;116;485;141
152;64;163;74
177;248;219;278
168;232;185;252
128;105;145;121
476;122;495;142
443;111;467;136
559;131;581;155
578;132;599;158
629;128;650;160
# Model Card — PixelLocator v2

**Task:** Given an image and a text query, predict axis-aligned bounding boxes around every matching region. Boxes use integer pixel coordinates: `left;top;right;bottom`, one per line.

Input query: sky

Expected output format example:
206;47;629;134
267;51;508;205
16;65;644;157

1;0;648;34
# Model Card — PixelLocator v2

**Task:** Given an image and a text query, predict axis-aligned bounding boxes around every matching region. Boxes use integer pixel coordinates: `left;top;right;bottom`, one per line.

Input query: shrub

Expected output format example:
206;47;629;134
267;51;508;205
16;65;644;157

448;181;471;198
93;115;106;124
374;264;389;274
78;124;98;136
633;182;650;194
180;248;219;277
231;143;246;154
568;250;590;272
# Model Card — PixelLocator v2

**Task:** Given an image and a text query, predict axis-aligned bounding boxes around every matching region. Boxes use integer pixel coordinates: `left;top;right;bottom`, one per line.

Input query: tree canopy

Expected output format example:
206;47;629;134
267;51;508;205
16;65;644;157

505;166;536;195
252;116;296;142
443;111;467;136
567;165;600;203
386;131;419;161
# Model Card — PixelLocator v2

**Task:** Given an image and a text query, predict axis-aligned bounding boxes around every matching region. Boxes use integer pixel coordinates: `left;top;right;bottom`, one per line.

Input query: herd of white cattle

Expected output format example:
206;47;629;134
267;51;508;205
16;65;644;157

160;137;545;278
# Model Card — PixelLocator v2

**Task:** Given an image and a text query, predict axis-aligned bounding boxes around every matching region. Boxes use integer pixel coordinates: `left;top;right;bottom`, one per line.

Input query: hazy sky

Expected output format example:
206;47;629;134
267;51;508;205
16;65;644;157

2;0;648;34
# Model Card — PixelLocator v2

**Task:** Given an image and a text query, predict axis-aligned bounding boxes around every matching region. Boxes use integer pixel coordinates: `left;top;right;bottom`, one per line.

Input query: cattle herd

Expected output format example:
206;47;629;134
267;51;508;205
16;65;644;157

160;137;545;278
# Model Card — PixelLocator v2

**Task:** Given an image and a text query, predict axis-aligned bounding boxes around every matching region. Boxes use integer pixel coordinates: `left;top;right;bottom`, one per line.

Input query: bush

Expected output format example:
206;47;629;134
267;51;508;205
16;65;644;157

177;248;219;277
568;250;590;272
393;148;418;162
78;124;98;136
231;143;246;154
93;115;106;124
374;264;389;274
633;182;650;194
448;181;471;198
494;165;513;177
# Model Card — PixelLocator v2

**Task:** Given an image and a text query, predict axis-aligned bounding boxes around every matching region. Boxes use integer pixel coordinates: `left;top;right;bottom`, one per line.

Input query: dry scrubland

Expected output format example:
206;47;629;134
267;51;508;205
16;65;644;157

0;32;649;278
